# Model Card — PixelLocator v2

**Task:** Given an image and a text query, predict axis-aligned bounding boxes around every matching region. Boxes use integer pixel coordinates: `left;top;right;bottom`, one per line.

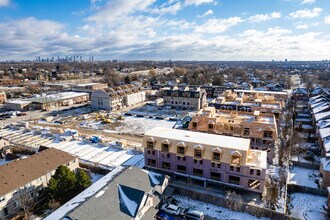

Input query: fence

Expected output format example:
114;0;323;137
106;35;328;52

287;184;327;197
291;160;320;170
172;183;299;220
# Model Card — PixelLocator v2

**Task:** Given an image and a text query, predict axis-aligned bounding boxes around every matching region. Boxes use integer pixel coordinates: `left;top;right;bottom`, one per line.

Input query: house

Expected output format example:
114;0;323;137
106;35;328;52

0;148;78;219
163;87;207;110
292;88;308;101
0;91;7;104
72;83;108;92
91;85;146;111
0;137;10;151
188;107;278;164
50;167;170;220
143;127;267;193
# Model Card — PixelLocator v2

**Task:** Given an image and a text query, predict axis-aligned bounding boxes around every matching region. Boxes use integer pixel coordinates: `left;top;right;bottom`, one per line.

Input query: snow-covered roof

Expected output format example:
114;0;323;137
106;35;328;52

315;111;330;122
145;127;250;151
234;89;288;95
65;167;167;220
293;88;308;95
6;100;31;104
312;104;330;115
317;120;330;129
311;100;328;109
321;157;330;171
319;127;330;139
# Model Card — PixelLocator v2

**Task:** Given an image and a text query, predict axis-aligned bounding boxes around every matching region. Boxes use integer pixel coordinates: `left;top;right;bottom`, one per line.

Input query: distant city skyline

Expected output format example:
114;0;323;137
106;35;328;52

0;0;330;61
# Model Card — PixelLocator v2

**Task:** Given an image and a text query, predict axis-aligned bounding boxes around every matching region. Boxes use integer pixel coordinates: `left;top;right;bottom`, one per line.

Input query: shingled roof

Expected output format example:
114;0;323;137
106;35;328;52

0;148;77;196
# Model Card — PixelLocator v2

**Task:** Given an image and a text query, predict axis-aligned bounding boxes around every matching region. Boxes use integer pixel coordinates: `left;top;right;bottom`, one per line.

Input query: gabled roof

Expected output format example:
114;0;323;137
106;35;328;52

319;127;330;139
293;88;307;95
66;167;168;220
315;111;330;122
0;148;76;196
118;184;145;218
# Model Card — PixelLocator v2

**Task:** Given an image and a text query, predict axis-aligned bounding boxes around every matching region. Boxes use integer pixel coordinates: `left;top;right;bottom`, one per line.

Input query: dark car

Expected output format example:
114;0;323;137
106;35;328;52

156;211;175;220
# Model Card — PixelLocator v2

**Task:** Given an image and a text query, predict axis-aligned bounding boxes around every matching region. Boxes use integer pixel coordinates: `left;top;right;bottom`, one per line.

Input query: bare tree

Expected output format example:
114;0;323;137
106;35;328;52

225;190;242;211
262;176;279;210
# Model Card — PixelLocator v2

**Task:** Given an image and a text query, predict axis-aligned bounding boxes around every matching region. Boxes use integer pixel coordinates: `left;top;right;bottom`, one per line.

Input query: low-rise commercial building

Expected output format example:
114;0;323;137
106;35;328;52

5;92;90;111
0;148;78;219
188;107;278;164
143;127;267;193
91;85;146;111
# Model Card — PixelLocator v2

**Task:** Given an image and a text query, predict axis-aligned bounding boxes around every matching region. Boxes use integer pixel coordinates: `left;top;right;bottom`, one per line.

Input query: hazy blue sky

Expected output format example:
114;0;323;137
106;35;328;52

0;0;330;61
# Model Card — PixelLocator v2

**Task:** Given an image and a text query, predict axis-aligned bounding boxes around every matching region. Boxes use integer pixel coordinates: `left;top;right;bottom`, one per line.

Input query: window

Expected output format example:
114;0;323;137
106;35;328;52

162;143;169;152
162;162;171;170
228;175;240;185
243;128;250;136
199;160;203;165
236;167;240;172
192;122;197;129
263;131;272;138
208;124;214;130
248;179;260;190
213;152;221;162
147;141;154;149
250;169;254;175
210;172;221;181
177;165;186;173
231;155;241;165
230;166;234;171
256;170;261;176
193;168;203;177
211;162;216;168
177;146;185;155
147;159;156;166
194;149;202;159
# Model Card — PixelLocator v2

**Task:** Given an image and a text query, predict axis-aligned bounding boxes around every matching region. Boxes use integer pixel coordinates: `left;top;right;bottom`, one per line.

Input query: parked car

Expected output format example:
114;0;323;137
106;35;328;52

161;203;182;216
17;112;27;116
155;211;175;220
182;208;204;220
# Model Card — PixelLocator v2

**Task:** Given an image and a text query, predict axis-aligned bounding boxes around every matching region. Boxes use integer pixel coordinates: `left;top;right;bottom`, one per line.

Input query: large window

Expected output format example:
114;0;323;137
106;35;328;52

162;162;171;170
147;159;156;167
210;172;221;181
147;141;154;149
213;152;221;162
243;128;250;136
177;165;186;173
194;149;202;159
228;175;240;185
263;131;273;138
208;124;214;130
193;168;204;177
231;155;241;165
177;146;185;155
248;179;260;190
162;143;169;152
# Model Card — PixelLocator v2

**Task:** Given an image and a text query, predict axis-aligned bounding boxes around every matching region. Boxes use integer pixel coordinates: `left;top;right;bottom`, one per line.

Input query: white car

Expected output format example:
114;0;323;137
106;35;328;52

161;203;182;216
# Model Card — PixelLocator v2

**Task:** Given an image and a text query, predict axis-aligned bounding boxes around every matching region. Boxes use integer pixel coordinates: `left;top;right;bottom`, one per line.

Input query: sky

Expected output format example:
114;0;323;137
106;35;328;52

0;0;330;61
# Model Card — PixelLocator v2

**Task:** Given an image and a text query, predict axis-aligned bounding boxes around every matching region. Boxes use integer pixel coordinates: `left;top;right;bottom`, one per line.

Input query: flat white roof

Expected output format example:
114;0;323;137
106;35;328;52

145;127;250;151
6;100;31;104
234;89;288;95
